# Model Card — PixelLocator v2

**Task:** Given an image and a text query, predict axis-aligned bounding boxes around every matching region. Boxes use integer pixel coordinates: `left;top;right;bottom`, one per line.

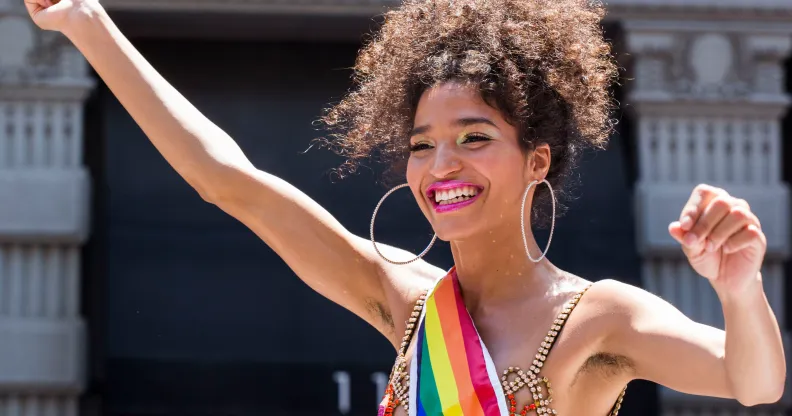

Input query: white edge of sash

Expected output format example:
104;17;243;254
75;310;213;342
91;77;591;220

480;339;510;416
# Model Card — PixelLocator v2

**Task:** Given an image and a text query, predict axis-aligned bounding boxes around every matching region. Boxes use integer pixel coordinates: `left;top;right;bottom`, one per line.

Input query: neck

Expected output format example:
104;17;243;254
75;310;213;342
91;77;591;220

449;220;559;312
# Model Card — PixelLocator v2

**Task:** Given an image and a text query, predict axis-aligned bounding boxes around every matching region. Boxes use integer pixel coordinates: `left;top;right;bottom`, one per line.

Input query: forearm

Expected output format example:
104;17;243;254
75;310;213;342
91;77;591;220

63;8;252;199
719;273;786;406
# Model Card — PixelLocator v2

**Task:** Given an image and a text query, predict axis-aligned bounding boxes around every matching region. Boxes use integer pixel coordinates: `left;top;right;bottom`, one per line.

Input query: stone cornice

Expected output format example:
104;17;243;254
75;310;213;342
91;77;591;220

95;0;792;21
604;0;792;22
100;0;401;16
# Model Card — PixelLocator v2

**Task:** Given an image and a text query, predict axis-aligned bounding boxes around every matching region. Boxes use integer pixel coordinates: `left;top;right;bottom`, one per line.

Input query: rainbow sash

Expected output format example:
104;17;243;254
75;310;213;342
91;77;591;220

409;268;509;416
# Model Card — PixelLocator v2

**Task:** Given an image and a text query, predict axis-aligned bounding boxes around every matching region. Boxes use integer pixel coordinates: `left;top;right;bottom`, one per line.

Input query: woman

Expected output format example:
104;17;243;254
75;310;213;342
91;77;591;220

25;0;785;414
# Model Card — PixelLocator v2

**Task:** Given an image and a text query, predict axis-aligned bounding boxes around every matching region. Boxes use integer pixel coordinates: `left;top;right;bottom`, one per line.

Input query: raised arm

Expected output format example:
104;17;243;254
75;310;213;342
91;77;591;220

25;0;444;343
601;185;785;406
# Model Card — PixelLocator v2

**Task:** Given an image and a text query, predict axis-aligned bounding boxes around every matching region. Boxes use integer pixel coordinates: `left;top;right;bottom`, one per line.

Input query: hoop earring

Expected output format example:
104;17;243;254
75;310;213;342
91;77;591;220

370;183;437;265
520;179;556;263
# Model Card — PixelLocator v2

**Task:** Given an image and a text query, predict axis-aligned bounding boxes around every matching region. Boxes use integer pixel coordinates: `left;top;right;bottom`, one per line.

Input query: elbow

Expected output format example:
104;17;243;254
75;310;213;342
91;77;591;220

735;377;786;407
185;164;239;205
191;167;251;207
195;182;219;204
185;176;218;204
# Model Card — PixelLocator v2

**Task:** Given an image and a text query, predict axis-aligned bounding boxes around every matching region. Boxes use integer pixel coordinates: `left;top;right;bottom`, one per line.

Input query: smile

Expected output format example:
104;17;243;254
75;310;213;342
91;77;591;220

426;180;483;214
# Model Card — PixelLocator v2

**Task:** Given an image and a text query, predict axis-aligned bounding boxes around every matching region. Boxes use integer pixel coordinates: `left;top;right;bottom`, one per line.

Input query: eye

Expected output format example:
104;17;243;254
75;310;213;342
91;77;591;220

409;142;433;152
462;133;492;144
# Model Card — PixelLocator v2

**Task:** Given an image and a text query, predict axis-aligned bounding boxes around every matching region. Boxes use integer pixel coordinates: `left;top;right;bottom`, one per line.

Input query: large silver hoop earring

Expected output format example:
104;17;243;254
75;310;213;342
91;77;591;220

370;183;438;265
520;179;556;263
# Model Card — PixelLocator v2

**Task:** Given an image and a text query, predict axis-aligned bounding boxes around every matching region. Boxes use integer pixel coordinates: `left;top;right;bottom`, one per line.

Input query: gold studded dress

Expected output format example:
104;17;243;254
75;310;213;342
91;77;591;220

378;271;627;416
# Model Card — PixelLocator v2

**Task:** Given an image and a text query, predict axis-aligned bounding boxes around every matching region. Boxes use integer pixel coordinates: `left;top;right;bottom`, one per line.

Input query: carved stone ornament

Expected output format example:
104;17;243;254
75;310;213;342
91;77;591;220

671;33;752;100
627;28;791;103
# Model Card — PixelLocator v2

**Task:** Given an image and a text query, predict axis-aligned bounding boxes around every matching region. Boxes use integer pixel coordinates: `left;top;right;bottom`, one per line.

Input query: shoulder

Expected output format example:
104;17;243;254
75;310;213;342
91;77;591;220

583;278;693;343
381;260;446;301
584;278;670;316
377;260;447;348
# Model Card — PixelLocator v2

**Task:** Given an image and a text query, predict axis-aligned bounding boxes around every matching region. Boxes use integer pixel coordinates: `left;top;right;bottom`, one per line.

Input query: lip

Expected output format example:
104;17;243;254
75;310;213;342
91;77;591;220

425;180;484;214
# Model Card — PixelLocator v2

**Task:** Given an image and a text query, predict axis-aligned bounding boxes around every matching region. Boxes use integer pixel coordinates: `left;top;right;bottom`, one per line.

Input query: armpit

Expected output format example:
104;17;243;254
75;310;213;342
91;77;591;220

581;352;636;380
366;297;395;330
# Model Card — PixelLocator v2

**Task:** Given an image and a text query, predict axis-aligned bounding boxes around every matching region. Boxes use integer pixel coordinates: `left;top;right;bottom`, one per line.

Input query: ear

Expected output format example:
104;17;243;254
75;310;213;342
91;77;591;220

527;143;551;180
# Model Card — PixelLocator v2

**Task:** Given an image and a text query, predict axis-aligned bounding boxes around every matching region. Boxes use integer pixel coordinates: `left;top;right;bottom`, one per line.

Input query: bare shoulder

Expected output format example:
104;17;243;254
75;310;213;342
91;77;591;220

373;256;448;349
581;278;695;356
583;278;646;313
584;278;684;323
382;259;447;306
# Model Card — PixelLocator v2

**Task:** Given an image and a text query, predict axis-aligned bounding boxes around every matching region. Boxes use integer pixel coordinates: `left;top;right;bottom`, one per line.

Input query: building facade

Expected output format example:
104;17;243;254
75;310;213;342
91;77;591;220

0;0;790;415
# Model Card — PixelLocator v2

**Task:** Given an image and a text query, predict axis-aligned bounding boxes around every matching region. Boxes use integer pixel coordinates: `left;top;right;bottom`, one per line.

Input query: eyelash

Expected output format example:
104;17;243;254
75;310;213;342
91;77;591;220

409;134;491;152
409;143;432;152
464;134;491;143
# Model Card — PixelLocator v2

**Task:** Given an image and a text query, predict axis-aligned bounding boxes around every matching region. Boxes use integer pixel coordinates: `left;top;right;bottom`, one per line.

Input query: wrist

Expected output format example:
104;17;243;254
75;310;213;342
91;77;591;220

715;272;764;308
61;4;110;44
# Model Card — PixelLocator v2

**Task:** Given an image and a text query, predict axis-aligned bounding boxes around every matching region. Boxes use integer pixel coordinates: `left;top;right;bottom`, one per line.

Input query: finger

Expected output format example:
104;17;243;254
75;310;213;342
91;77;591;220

24;0;53;16
30;0;70;19
668;221;686;244
678;184;720;232
722;224;765;255
732;198;760;228
686;195;731;246
23;0;42;14
705;206;758;252
670;221;706;255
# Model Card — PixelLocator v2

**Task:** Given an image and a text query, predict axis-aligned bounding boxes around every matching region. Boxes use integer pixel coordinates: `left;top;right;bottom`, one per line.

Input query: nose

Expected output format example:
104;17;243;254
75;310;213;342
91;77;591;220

428;145;462;179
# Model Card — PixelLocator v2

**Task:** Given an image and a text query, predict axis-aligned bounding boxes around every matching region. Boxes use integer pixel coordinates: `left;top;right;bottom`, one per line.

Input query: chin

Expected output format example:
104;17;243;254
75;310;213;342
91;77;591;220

431;219;486;243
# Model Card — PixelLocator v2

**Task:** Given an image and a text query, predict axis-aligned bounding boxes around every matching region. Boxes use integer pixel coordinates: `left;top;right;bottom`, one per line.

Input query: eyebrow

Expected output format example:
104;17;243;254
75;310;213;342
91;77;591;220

410;117;500;137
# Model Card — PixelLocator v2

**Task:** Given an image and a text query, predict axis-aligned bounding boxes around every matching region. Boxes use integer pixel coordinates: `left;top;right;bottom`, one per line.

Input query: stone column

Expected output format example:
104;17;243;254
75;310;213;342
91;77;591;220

623;17;791;415
0;3;95;415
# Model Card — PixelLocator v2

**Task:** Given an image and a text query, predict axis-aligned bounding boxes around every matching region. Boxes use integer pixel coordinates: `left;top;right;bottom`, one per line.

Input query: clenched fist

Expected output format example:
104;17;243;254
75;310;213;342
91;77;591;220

669;184;767;296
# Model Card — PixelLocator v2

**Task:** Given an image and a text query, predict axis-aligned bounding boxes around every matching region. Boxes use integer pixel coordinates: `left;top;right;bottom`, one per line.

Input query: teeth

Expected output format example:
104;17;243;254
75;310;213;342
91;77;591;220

433;186;479;204
438;196;471;205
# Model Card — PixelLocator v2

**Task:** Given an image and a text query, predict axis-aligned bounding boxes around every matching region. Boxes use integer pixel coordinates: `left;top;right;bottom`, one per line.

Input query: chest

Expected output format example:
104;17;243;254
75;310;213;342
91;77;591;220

381;287;626;416
387;324;592;415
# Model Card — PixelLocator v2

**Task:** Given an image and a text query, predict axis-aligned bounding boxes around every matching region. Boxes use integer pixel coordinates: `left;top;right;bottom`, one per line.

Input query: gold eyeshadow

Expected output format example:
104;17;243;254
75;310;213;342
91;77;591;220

456;128;496;144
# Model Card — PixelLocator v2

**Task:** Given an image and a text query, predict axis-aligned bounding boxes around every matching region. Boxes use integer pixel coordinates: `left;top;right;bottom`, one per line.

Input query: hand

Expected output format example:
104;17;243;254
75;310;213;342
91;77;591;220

669;184;766;296
24;0;103;33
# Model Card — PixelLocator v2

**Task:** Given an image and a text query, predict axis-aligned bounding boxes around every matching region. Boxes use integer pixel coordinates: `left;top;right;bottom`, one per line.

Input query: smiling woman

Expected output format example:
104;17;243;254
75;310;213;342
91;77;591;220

318;0;618;227
23;0;787;414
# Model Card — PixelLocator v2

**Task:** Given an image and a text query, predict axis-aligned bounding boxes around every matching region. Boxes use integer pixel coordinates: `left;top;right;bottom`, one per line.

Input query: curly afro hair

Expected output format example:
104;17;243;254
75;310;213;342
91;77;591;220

319;0;618;224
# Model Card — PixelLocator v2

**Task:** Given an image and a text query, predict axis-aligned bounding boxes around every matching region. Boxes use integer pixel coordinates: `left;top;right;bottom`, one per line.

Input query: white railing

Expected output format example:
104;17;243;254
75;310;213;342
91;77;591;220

0;396;78;416
638;117;780;185
0;102;83;170
0;245;80;320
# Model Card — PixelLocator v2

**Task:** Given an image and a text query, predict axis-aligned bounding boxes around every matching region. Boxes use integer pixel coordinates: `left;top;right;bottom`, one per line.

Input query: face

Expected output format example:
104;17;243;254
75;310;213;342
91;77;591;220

406;82;549;242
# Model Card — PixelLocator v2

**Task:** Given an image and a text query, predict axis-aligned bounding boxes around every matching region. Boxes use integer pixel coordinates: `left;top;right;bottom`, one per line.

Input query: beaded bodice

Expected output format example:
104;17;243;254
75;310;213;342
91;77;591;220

379;283;627;416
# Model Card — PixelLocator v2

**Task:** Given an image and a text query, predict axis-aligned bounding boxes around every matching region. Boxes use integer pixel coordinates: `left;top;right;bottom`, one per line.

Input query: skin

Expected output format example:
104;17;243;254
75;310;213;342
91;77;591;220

25;0;786;413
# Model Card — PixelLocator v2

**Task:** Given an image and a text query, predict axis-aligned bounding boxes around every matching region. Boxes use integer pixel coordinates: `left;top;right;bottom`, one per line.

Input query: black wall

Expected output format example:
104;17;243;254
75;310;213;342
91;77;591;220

81;37;652;415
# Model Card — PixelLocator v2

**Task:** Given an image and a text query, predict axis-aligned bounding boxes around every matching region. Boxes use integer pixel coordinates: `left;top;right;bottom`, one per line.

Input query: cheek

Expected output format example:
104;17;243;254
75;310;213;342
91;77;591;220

406;156;420;184
406;157;425;201
472;150;524;181
471;151;527;200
